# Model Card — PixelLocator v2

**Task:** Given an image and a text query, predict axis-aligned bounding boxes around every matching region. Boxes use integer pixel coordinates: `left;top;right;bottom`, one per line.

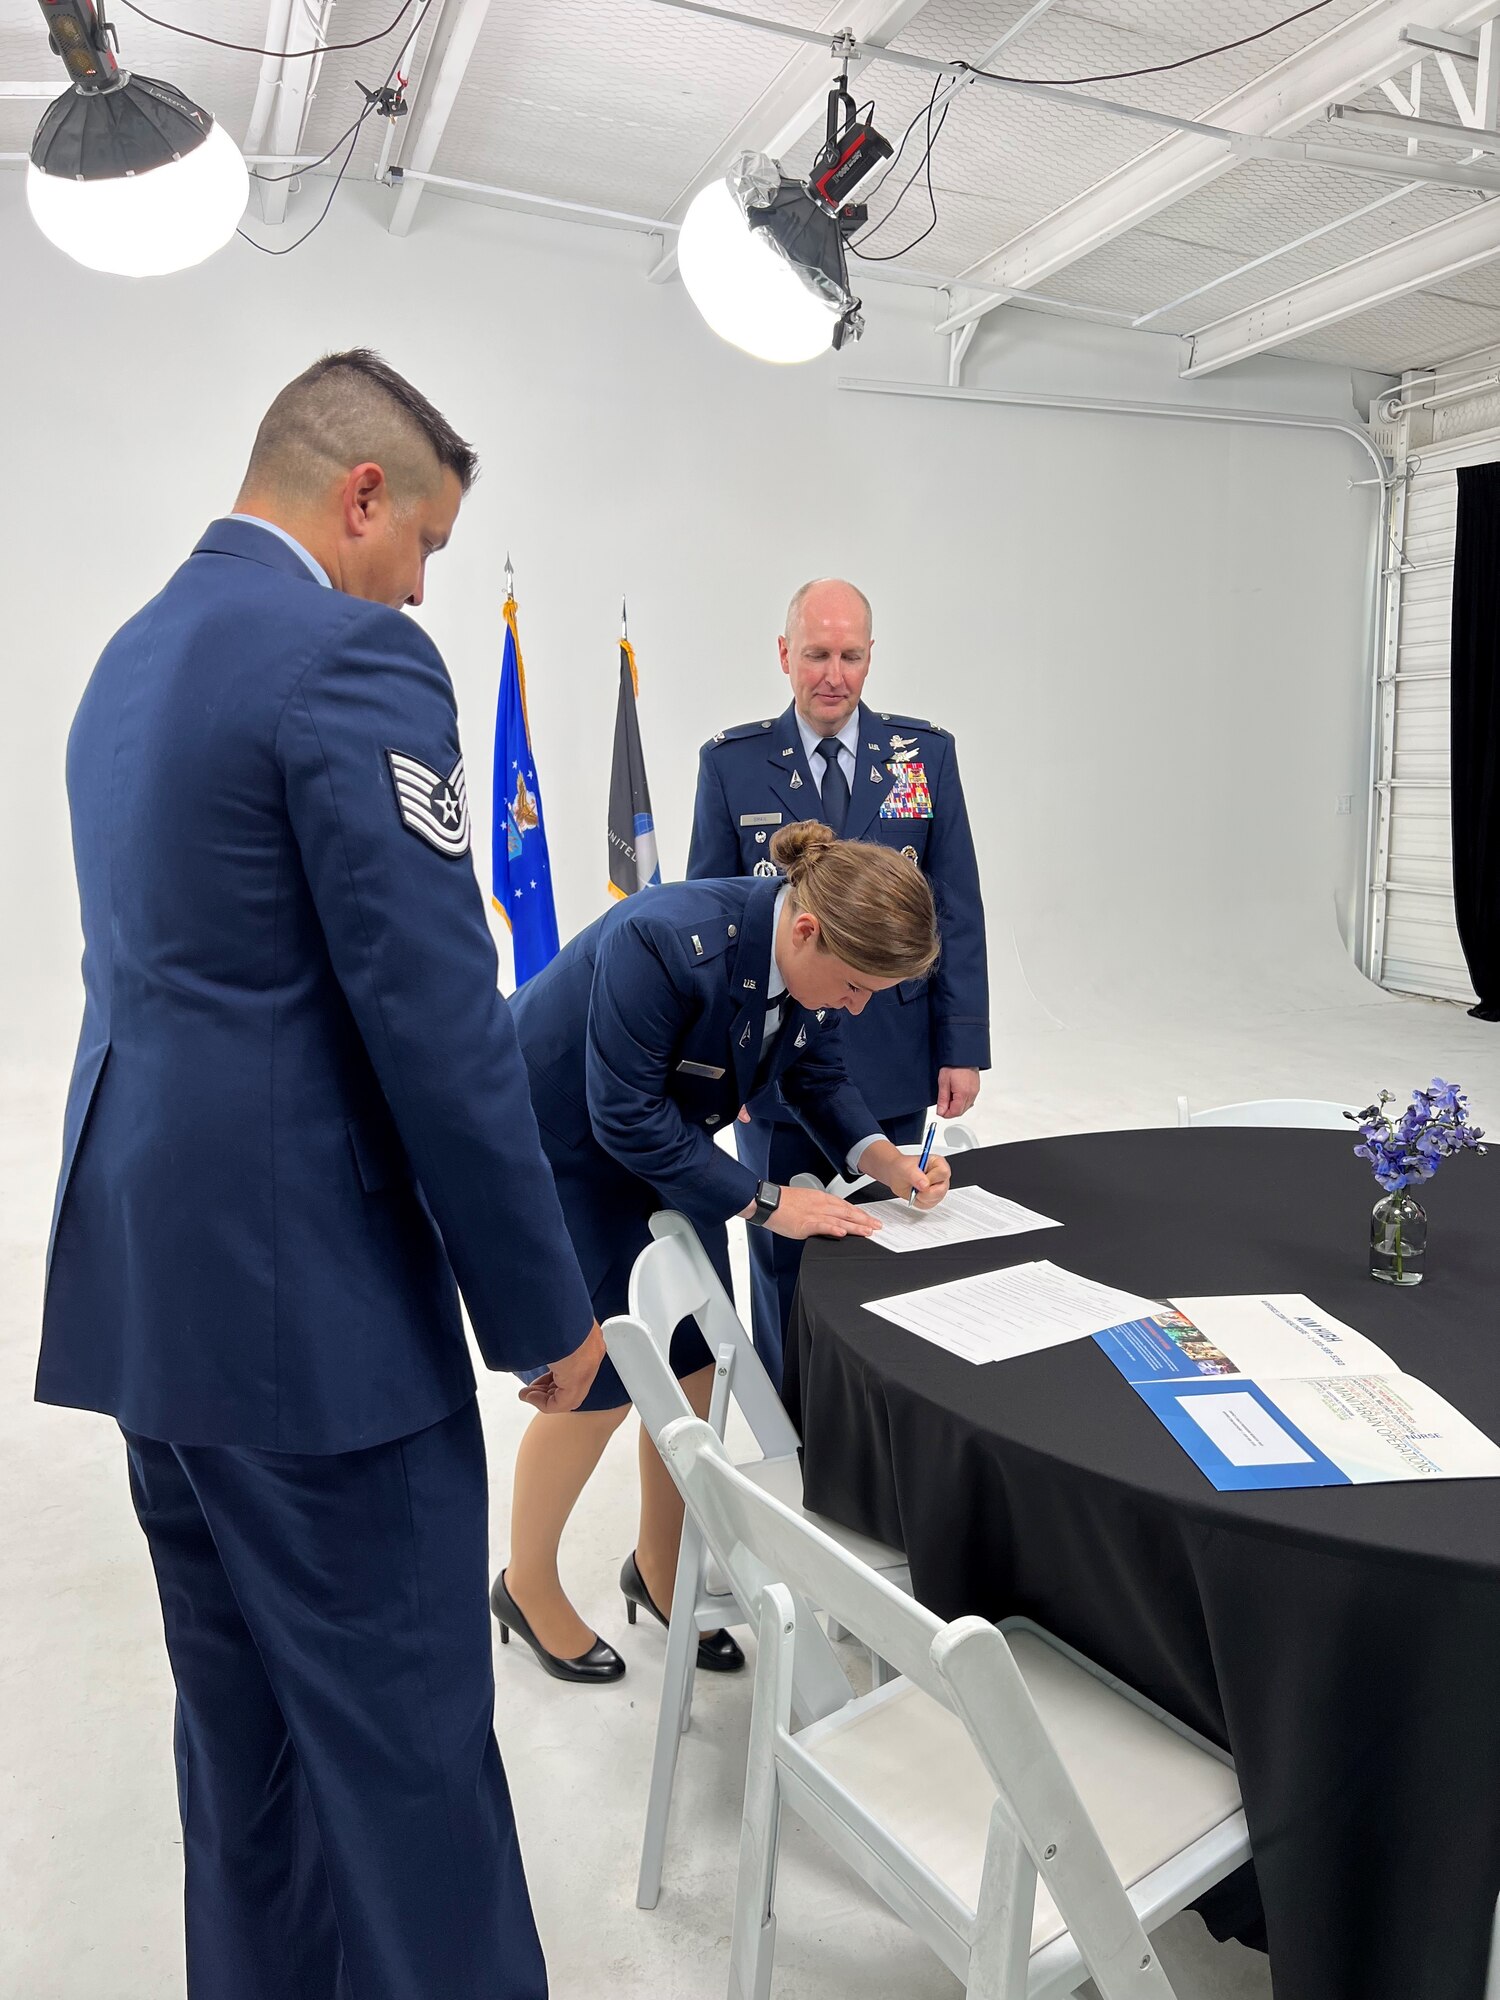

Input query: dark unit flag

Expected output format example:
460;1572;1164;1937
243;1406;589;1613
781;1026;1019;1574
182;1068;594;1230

607;636;660;900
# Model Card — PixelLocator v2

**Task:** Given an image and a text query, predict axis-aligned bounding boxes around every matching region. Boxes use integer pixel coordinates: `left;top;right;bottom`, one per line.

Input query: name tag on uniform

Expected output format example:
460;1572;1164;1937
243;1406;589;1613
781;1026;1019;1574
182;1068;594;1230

676;1059;726;1079
740;812;782;827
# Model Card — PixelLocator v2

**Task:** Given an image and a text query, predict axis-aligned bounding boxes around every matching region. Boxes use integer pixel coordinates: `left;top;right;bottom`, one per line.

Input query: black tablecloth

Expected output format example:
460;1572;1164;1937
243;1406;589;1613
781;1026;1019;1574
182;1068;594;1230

785;1129;1500;2000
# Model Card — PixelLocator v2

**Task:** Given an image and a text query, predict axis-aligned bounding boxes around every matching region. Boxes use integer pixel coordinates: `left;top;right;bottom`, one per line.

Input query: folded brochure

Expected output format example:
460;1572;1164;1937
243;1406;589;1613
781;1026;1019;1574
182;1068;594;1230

1094;1294;1500;1490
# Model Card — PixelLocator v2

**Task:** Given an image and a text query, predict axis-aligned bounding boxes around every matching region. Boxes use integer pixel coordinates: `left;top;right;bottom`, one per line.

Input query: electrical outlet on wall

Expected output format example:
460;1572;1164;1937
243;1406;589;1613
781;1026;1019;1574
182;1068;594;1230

1336;796;1353;816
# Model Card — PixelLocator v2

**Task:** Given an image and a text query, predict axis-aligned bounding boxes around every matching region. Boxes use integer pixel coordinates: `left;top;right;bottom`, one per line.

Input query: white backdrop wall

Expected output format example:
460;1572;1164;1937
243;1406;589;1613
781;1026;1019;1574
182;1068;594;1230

0;177;1385;1083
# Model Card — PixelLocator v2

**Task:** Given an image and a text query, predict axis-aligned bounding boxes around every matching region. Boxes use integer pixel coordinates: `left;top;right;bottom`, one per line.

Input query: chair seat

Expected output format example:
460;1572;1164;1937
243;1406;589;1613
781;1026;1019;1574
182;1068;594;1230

800;1628;1243;1955
702;1455;907;1597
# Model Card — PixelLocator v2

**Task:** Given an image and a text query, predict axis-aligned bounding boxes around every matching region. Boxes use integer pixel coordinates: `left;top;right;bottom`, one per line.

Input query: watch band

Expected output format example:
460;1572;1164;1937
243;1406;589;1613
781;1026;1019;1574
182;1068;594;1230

749;1179;782;1228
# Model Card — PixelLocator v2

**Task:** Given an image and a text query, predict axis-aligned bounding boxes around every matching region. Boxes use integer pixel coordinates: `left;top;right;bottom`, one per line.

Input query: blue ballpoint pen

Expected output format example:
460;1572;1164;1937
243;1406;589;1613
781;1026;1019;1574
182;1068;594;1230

908;1121;937;1207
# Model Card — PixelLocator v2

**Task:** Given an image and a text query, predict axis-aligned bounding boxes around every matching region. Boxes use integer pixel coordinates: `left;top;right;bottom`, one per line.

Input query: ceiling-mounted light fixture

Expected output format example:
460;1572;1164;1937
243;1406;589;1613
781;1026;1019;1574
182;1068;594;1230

27;0;247;277
678;71;892;364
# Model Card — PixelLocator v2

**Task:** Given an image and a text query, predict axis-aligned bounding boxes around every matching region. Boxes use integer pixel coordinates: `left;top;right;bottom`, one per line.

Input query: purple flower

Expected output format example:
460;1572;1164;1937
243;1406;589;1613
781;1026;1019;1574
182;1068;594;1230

1352;1081;1486;1193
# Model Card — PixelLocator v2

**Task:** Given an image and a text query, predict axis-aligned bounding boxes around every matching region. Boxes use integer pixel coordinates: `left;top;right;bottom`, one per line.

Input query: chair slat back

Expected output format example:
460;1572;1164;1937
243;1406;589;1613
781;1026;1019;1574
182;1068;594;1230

671;1419;1184;2000
640;1212;800;1457
1180;1096;1354;1130
666;1416;952;1702
604;1316;698;1449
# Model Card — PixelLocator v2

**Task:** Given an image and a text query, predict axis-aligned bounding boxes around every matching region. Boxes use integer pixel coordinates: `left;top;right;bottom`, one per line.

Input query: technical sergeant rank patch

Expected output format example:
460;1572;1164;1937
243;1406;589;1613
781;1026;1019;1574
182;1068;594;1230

386;749;471;856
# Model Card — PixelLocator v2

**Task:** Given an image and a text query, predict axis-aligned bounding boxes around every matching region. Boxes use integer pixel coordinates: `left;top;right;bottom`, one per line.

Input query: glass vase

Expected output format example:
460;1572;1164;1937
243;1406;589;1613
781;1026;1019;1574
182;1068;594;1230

1370;1190;1427;1286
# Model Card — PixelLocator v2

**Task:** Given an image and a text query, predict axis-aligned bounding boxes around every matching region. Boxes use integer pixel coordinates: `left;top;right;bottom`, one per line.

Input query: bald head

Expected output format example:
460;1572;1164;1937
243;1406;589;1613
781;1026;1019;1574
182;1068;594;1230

785;577;872;646
779;577;874;736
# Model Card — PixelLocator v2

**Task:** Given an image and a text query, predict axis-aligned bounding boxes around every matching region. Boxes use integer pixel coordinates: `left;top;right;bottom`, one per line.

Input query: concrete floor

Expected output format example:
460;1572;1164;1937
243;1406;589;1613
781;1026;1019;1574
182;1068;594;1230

6;983;1498;1999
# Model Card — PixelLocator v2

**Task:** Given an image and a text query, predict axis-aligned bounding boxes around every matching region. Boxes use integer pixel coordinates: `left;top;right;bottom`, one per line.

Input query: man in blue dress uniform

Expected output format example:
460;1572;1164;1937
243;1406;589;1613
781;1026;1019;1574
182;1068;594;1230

36;351;603;2000
687;577;989;1383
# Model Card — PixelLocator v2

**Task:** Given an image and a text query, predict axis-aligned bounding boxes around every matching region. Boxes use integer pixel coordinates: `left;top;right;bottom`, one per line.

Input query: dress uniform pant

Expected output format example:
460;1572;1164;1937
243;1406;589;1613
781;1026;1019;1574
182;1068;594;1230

123;1397;546;2000
736;1109;925;1390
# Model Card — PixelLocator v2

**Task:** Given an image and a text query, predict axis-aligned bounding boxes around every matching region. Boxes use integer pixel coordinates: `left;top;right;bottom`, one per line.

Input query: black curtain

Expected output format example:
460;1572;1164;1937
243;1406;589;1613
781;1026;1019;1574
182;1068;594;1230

1451;461;1500;1018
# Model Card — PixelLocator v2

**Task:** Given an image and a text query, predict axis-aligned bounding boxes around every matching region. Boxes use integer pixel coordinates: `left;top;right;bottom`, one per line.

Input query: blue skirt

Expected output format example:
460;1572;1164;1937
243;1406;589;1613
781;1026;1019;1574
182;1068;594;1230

520;1129;731;1412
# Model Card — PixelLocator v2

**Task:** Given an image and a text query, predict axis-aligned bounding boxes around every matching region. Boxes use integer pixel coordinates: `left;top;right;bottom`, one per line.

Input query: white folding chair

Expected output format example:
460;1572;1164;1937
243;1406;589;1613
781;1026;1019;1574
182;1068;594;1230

604;1210;911;1911
663;1415;1250;2000
792;1117;980;1200
786;1118;976;1643
1176;1095;1354;1131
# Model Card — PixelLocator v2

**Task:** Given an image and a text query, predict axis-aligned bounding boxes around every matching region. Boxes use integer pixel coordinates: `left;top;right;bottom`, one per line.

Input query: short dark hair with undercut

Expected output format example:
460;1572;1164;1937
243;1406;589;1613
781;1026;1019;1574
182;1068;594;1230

242;349;478;508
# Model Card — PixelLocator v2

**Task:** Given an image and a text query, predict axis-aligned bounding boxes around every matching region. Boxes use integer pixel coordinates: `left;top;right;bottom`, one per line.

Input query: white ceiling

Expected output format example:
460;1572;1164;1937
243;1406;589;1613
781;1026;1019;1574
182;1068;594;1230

11;0;1500;379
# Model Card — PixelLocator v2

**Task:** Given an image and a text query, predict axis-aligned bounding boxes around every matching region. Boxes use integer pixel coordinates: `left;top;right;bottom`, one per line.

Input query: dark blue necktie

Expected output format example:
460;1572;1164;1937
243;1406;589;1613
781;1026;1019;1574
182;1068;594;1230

816;738;849;836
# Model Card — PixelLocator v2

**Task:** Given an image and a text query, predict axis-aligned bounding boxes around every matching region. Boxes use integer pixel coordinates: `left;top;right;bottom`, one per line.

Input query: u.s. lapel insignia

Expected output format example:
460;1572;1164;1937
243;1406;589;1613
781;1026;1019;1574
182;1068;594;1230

753;857;777;877
387;750;470;857
742;978;757;991
789;769;802;790
781;745;795;757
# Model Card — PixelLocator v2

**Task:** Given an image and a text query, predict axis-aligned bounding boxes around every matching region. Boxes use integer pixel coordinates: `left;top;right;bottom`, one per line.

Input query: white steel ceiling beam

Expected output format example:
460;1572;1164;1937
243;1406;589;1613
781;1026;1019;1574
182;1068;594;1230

934;0;1500;337
0;83;69;98
387;0;490;237
645;0;931;283
1183;23;1500;376
1402;24;1481;57
1179;192;1500;375
243;0;294;161
259;0;330;226
1327;100;1500;146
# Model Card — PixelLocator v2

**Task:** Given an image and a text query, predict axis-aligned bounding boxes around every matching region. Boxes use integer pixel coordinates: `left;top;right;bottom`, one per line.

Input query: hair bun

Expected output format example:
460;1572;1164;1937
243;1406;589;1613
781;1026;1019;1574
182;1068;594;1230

770;820;835;878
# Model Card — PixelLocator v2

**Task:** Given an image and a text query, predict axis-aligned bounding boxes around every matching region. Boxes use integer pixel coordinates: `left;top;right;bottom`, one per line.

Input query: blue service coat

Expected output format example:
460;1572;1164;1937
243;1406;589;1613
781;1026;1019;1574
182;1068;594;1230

687;700;990;1121
509;875;878;1309
37;518;595;1453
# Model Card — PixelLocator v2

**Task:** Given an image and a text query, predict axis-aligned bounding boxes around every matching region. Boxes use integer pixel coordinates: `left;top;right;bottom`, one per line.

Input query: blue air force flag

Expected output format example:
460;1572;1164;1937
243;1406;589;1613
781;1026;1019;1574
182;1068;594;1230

607;636;660;900
492;595;559;983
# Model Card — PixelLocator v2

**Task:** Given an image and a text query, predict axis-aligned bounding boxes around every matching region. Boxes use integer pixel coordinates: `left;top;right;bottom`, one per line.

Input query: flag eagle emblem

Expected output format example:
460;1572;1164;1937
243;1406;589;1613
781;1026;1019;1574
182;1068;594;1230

386;749;470;856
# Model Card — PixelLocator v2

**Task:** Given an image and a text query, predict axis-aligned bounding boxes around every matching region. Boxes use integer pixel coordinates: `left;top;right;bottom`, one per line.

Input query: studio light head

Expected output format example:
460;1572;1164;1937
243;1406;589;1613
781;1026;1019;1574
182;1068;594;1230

28;0;247;277
679;75;892;365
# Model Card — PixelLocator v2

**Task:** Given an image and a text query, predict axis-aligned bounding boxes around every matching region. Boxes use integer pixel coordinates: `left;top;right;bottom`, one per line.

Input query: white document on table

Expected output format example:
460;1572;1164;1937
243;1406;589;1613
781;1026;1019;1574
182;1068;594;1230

864;1260;1164;1366
863;1185;1062;1253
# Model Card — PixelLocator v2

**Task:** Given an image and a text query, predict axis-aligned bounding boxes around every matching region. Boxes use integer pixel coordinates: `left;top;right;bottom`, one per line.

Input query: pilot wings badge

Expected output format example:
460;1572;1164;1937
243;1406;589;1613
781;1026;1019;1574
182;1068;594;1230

387;750;471;857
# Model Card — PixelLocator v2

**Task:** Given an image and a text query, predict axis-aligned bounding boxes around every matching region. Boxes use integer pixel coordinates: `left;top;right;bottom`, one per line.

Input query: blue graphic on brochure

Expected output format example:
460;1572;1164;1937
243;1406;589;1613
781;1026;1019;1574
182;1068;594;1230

1094;1295;1500;1492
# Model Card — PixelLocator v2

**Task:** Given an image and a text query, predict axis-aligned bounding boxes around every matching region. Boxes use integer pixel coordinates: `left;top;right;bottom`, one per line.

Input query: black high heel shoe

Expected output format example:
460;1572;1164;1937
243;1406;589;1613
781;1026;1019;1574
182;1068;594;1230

619;1552;745;1673
490;1570;625;1685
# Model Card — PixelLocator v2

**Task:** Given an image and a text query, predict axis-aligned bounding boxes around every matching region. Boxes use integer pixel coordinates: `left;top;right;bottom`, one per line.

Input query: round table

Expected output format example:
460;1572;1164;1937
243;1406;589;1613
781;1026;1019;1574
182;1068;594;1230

784;1128;1500;2000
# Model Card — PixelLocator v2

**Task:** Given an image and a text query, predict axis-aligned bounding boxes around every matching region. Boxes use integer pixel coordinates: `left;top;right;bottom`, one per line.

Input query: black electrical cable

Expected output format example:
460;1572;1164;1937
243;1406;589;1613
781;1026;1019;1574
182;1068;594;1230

849;78;951;262
236;5;422;254
236;119;365;254
847;0;1343;265
249;103;371;182
112;0;418;58
846;78;944;229
969;0;1338;87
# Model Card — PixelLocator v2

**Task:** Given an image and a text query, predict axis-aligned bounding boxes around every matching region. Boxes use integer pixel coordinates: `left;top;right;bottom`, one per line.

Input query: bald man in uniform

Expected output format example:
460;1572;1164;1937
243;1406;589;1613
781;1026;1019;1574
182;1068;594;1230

688;578;989;1384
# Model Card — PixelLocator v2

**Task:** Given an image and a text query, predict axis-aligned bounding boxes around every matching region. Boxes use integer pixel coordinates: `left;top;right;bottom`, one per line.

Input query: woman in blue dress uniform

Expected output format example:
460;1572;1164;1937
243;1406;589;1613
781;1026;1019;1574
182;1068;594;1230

492;824;951;1682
